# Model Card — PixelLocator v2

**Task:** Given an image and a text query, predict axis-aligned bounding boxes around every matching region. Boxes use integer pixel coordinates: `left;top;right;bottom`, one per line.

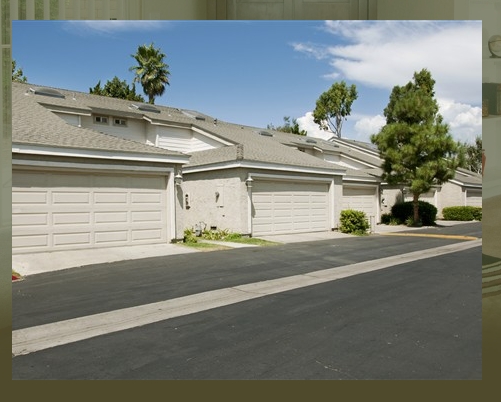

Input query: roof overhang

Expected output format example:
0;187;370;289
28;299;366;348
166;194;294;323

183;160;346;177
12;143;190;165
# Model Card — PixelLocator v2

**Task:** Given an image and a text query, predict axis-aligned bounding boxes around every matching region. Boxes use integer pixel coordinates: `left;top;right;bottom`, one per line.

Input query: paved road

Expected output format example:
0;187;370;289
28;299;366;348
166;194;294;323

12;222;482;379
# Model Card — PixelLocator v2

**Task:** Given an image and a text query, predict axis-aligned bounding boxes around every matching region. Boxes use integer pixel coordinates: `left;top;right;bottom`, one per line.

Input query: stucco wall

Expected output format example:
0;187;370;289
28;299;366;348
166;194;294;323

380;187;403;217
439;182;463;213
181;169;248;234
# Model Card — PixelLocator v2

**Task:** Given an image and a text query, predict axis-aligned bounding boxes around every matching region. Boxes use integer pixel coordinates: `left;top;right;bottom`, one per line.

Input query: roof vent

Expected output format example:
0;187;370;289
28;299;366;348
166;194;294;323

306;138;317;144
131;103;161;113
29;87;65;99
195;116;206;121
259;131;273;137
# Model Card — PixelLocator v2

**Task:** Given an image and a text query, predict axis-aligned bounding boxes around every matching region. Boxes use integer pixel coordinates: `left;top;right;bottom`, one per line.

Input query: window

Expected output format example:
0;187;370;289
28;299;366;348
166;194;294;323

113;118;127;127
94;115;108;124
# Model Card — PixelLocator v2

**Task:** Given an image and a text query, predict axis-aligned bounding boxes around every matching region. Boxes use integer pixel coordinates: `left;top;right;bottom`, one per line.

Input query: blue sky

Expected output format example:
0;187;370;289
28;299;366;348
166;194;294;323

12;20;481;143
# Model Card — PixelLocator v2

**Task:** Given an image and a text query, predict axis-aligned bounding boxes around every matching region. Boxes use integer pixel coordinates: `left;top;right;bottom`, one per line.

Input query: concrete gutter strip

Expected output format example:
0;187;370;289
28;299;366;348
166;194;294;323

379;233;478;240
12;239;481;357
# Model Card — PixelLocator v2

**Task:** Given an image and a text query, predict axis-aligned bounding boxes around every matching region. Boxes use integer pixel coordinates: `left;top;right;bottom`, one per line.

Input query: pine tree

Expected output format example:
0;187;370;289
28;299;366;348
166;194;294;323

371;69;459;225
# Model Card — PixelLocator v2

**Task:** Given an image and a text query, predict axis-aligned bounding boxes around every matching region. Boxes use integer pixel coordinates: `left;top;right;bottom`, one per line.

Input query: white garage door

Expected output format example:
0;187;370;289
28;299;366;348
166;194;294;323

252;180;329;236
12;170;168;254
466;190;482;207
342;186;377;219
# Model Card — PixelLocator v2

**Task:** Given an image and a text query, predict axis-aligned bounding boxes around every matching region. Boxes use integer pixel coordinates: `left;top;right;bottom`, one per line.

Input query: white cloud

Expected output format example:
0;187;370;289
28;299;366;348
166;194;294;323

294;21;481;105
296;112;334;140
353;114;386;142
438;99;481;143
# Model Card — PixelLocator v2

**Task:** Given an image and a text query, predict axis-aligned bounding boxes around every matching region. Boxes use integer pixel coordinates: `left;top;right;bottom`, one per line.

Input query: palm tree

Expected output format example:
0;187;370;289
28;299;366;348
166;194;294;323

129;43;170;104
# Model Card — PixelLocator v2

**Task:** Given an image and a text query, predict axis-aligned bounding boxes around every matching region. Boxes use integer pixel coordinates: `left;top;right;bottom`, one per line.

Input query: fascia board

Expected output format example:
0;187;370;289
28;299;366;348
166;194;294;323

343;175;380;183
12;144;190;165
183;160;345;176
449;179;482;189
12;159;174;174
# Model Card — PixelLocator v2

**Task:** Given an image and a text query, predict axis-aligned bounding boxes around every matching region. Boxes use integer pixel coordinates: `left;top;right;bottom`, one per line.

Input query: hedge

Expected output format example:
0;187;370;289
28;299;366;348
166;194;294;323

391;201;438;226
442;206;482;221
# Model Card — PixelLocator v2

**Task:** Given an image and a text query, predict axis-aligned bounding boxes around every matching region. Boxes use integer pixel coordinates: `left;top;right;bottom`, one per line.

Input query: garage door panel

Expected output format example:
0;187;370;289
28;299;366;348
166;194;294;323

13;213;48;226
131;211;163;223
53;232;91;247
342;186;377;219
95;231;129;244
53;212;91;225
132;228;164;241
94;211;128;224
94;192;128;204
12;171;169;253
131;192;163;204
252;180;329;236
13;234;49;248
13;191;48;204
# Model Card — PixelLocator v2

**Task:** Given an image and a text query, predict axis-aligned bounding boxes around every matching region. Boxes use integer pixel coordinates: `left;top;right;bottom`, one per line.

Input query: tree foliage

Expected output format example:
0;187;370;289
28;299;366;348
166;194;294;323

371;69;459;224
130;43;170;104
313;81;358;138
456;135;482;174
89;76;145;102
12;60;28;83
267;116;307;136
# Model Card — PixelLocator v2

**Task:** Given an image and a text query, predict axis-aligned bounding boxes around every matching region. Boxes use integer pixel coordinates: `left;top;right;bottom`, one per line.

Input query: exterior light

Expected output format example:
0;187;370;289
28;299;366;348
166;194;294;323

245;176;253;188
174;173;183;186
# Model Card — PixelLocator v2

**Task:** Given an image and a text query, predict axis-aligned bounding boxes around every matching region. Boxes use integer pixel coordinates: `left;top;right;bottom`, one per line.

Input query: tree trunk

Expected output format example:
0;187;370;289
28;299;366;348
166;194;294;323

413;193;420;224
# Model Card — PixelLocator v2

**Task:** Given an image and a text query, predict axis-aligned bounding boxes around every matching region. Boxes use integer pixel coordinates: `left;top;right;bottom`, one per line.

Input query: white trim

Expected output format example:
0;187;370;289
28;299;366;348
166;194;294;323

343;175;380;183
12;144;190;165
249;172;335;183
167;170;177;241
12;159;174;175
184;161;345;176
449;178;482;189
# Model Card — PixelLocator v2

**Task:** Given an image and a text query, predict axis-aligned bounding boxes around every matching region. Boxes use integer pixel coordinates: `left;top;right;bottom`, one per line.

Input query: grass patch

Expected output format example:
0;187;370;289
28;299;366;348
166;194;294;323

225;237;279;246
179;242;231;251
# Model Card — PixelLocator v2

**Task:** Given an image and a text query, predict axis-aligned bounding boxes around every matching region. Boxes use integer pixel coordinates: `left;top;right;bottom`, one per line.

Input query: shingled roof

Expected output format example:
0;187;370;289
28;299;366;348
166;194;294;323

12;82;352;175
12;82;188;160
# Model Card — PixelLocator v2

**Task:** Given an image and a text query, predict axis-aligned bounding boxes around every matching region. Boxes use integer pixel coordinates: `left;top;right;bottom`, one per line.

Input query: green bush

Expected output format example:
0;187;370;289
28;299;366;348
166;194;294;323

202;228;230;240
381;213;392;225
184;228;198;243
391;201;437;226
380;213;402;225
340;209;370;235
442;206;482;221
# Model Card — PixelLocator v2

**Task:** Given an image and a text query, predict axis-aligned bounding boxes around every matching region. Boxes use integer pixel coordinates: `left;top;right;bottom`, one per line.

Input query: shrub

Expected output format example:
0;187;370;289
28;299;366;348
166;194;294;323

391;200;437;226
202;228;230;240
381;213;392;225
442;206;482;221
339;209;370;235
381;214;402;225
184;228;198;243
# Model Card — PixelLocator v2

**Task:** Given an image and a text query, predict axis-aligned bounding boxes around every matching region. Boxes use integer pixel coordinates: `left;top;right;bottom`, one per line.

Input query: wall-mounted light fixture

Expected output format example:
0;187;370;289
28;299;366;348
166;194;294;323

245;176;253;188
174;172;183;186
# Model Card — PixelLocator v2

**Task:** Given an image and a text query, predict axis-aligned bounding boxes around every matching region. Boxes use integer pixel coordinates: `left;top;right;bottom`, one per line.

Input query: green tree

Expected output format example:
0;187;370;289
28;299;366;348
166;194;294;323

129;43;170;104
12;60;28;83
371;69;459;225
313;81;358;138
456;135;482;174
89;76;145;102
267;116;307;136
